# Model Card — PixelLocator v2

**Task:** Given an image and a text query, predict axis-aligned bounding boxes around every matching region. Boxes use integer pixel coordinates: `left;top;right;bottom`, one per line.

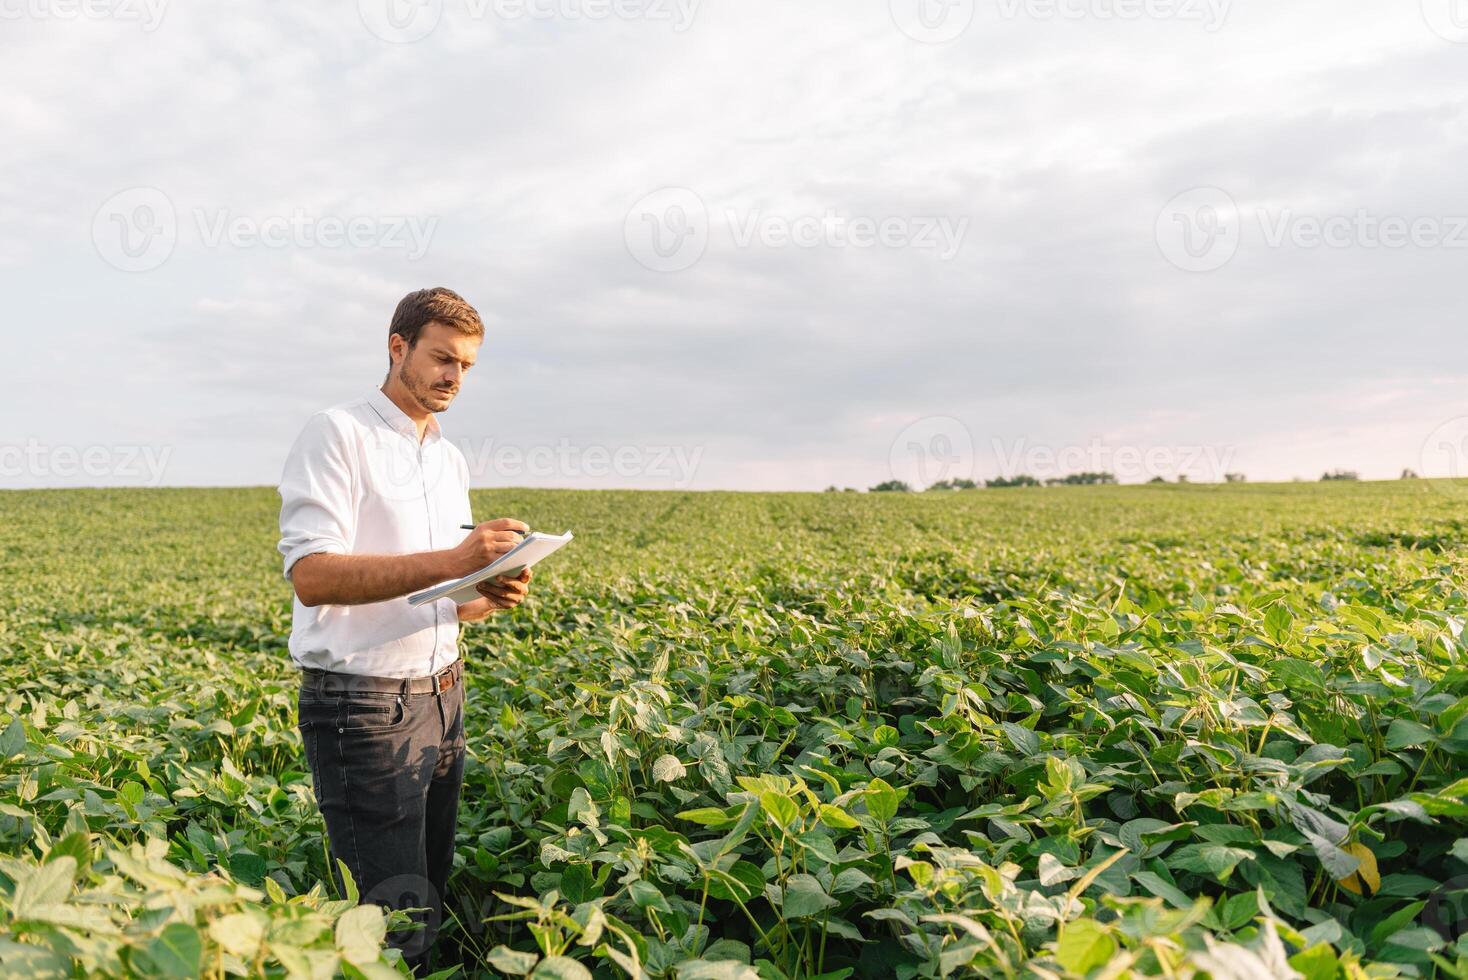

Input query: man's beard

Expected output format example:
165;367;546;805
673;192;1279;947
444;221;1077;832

401;360;455;412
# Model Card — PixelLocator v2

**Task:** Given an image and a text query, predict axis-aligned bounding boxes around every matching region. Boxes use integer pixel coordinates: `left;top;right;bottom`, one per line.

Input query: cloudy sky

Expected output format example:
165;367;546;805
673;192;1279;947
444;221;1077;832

3;0;1466;490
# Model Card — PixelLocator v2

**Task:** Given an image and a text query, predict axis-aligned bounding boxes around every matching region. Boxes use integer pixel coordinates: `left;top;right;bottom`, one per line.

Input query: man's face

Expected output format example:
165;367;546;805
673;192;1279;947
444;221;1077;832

394;322;481;414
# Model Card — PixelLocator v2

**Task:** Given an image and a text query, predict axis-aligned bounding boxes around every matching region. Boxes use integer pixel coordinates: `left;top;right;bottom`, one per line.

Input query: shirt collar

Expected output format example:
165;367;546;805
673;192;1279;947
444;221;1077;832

367;386;442;445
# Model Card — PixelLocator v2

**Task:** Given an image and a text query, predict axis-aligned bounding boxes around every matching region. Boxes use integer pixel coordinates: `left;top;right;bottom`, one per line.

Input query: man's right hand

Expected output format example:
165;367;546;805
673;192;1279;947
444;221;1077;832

450;518;529;577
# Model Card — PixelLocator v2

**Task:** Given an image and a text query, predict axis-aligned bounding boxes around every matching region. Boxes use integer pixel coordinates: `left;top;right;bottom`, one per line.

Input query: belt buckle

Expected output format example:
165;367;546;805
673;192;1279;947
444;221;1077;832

436;667;454;693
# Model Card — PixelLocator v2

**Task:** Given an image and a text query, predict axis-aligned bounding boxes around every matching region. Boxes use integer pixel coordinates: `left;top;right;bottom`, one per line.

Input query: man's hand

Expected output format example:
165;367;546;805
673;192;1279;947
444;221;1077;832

456;567;532;622
474;567;532;609
289;517;531;608
451;518;529;577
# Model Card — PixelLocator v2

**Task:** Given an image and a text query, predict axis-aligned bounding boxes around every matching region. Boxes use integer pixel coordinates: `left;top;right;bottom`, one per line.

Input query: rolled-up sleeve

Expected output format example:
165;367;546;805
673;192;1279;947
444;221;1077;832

278;412;357;581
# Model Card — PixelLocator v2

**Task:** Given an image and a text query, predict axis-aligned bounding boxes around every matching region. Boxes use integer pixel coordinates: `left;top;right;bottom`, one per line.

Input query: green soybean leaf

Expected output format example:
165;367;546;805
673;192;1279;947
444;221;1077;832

675;960;761;980
652;755;687;783
0;718;26;758
705;861;765;903
12;856;76;916
1385;719;1435;750
335;905;387;966
864;778;902;823
818;804;859;830
678;808;735;827
145;923;203;978
759;792;799;829
1132;871;1192;910
486;946;540;975
209;913;264;958
628;879;672;914
532;956;594;980
780;874;837;919
1055;919;1115;974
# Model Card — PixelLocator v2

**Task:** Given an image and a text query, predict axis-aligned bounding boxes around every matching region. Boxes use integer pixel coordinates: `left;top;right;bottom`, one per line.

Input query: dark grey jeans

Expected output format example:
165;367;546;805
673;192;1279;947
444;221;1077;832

297;669;466;969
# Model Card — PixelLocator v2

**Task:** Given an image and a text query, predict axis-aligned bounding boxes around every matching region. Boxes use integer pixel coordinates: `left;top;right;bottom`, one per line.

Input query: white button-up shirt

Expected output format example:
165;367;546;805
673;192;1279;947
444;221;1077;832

277;387;472;678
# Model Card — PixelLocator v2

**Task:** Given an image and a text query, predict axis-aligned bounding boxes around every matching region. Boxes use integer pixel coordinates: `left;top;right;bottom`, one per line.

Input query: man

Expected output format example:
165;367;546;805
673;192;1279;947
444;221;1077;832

276;287;531;969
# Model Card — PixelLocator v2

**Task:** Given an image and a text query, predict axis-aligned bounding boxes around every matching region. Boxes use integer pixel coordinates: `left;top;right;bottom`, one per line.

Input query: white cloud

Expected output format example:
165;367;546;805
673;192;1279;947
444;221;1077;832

0;0;1464;488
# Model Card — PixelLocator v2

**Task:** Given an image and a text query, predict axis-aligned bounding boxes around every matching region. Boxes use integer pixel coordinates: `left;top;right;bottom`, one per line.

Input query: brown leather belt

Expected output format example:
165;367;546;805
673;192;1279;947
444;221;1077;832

299;659;462;697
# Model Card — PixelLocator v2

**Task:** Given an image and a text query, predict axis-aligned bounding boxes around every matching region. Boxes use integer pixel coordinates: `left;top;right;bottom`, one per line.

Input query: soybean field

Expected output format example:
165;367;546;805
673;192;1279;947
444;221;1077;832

6;482;1468;978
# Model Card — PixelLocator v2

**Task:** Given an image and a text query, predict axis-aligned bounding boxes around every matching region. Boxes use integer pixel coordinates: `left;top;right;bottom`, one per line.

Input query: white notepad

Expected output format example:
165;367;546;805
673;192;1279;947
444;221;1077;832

407;530;574;607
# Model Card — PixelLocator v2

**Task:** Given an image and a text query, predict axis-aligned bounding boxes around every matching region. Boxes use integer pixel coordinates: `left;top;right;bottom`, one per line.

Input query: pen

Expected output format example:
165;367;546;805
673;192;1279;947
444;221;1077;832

461;525;528;537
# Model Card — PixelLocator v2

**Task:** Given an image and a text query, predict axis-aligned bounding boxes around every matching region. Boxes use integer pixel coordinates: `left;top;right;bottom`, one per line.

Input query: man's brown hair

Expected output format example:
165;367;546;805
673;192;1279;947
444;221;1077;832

388;287;484;365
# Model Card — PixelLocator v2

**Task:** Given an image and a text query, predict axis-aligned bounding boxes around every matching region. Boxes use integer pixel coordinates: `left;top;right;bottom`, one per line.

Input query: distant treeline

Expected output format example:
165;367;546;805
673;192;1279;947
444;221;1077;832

832;468;1415;493
852;473;1122;492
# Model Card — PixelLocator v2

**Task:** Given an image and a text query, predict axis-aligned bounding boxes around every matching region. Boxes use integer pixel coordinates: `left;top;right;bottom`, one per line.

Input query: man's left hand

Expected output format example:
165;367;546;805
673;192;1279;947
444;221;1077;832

475;567;532;609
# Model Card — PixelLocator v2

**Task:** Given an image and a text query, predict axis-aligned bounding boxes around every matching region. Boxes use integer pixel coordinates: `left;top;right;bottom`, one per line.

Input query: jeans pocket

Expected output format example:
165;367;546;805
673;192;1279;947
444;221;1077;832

297;694;335;731
337;695;408;734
